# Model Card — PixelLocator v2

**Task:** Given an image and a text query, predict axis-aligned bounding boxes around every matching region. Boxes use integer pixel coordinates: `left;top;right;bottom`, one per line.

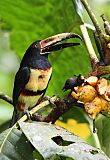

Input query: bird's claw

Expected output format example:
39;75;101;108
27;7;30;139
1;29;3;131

43;96;56;106
24;110;31;120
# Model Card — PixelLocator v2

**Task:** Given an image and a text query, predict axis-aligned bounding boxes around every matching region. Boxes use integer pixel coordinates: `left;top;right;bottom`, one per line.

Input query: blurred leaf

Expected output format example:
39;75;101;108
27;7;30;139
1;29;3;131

33;149;44;160
0;1;110;155
87;134;97;147
0;127;34;159
73;0;84;20
0;30;18;127
55;119;91;140
0;31;19;73
83;0;110;29
0;120;10;134
0;0;90;97
19;122;109;159
0;103;12;124
96;115;110;158
0;0;91;131
61;106;88;123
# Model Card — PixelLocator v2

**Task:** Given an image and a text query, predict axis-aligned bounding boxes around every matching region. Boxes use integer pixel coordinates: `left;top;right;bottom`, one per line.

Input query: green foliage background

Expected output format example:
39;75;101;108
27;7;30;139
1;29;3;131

0;0;91;124
0;0;110;157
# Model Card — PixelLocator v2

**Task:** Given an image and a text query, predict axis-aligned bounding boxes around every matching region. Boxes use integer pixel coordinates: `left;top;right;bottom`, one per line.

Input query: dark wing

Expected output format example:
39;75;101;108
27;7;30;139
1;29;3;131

13;67;30;106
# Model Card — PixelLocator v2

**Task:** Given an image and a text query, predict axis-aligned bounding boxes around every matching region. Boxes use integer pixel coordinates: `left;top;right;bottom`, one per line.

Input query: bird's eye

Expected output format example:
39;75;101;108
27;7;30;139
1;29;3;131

35;44;38;48
32;44;38;49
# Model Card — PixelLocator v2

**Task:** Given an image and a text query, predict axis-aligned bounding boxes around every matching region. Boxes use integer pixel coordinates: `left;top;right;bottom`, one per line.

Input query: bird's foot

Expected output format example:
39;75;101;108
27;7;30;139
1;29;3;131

43;96;56;106
24;110;31;120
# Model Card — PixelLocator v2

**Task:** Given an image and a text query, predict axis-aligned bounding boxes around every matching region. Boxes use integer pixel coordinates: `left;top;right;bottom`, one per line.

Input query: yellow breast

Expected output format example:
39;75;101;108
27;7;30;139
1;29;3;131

25;67;52;92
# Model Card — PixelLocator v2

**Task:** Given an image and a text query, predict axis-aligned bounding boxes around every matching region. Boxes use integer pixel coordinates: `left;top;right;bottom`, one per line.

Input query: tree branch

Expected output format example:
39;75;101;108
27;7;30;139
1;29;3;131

18;96;59;123
0;90;84;125
44;99;84;124
31;96;84;124
97;65;110;76
81;0;102;35
80;0;110;52
0;91;82;125
80;24;99;68
0;92;13;105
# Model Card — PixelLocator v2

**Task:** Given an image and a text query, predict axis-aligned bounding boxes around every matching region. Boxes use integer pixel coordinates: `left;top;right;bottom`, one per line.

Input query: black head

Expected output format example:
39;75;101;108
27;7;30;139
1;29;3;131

20;33;82;68
25;40;45;58
63;78;77;91
20;40;48;68
27;33;82;56
63;74;84;91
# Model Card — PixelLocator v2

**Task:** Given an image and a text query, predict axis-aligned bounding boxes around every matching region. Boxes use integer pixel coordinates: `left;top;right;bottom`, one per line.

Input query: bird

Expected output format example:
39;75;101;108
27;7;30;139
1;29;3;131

62;74;84;92
10;33;82;127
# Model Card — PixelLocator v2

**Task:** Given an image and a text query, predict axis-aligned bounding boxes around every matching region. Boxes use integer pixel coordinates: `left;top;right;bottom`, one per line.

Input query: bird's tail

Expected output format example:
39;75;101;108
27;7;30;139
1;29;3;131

10;109;23;127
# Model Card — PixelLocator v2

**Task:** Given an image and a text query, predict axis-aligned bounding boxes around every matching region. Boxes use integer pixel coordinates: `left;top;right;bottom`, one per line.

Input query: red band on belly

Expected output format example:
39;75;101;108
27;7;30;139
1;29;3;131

17;102;25;112
20;89;46;96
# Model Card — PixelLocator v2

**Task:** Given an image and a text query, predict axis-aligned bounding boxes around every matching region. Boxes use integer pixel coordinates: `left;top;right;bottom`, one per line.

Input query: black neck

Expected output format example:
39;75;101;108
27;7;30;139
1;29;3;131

20;48;51;70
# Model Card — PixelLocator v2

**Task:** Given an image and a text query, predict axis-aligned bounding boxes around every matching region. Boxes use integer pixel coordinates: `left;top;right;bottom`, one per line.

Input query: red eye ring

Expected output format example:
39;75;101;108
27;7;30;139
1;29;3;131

32;44;35;48
32;44;37;48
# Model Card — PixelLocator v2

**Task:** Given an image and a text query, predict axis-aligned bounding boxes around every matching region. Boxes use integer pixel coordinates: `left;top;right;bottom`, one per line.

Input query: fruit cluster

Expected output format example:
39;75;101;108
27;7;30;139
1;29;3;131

71;76;110;119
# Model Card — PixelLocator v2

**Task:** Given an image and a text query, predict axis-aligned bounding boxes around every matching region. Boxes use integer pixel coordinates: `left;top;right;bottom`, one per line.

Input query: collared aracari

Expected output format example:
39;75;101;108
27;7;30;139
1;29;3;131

10;33;82;127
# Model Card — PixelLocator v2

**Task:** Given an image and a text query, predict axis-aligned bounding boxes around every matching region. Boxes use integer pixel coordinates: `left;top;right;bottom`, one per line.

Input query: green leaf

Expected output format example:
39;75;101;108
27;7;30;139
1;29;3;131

0;120;10;134
96;115;110;158
33;149;44;160
73;0;83;21
19;122;109;160
1;1;110;155
0;127;34;160
0;0;90;127
61;106;88;123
